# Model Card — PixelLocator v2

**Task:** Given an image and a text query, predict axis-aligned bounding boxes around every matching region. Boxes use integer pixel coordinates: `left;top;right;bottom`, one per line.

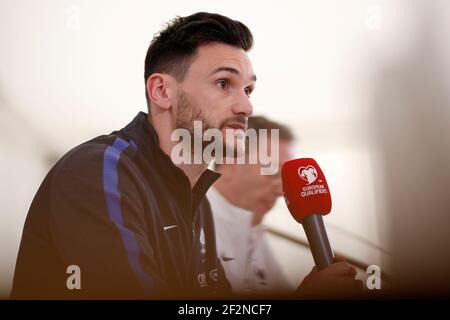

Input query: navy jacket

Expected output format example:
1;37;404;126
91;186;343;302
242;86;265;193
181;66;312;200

11;112;231;299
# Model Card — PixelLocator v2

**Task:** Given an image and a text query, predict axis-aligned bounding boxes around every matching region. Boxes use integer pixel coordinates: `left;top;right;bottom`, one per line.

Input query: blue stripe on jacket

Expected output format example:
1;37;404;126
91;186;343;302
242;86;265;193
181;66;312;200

103;137;154;295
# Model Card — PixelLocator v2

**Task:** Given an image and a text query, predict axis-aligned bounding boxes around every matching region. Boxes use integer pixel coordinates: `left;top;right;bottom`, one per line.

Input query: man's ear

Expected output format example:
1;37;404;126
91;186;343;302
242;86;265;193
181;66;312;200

146;73;177;111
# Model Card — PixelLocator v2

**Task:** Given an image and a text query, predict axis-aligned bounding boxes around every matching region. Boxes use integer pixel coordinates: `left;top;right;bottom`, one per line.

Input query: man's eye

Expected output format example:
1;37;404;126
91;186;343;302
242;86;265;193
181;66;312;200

245;87;252;97
216;79;228;89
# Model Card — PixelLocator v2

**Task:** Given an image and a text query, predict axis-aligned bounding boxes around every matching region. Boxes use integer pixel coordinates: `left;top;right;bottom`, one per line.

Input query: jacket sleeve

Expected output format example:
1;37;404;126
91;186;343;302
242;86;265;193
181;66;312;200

48;142;166;299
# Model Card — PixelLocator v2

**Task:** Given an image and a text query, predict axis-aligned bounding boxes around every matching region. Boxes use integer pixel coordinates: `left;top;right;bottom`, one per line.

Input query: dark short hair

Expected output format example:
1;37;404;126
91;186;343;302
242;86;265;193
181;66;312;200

144;12;254;109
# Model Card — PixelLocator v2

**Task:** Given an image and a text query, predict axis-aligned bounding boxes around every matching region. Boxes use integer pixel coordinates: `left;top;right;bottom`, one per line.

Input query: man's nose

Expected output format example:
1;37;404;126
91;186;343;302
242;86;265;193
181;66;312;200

232;93;253;117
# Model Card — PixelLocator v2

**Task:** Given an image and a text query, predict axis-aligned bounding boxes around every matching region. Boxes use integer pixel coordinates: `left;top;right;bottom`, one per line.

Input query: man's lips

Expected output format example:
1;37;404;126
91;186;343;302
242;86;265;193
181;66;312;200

224;123;246;130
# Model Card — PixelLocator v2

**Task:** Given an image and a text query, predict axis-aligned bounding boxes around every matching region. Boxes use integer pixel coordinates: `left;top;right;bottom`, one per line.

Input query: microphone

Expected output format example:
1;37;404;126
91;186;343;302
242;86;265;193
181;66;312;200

281;158;334;270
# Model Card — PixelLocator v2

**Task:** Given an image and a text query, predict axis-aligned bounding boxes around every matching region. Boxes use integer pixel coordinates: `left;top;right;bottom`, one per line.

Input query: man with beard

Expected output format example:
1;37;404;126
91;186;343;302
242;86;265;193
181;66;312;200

12;12;253;299
12;12;361;299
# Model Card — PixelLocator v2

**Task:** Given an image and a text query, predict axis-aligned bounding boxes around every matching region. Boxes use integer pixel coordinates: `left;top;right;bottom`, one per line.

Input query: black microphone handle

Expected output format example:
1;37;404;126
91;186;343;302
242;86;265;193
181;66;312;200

301;214;334;270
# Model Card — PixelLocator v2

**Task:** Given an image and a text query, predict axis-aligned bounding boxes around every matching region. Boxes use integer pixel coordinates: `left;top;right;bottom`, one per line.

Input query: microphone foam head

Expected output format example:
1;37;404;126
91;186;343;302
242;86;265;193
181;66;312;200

281;158;332;223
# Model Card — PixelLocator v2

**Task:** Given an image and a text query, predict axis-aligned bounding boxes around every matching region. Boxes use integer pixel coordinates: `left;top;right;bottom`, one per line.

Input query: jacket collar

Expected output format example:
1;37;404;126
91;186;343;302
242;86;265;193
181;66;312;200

123;111;221;216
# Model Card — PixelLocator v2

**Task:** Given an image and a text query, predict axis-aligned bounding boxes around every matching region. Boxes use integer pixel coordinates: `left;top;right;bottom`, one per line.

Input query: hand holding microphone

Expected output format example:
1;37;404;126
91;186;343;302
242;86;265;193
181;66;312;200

281;158;363;298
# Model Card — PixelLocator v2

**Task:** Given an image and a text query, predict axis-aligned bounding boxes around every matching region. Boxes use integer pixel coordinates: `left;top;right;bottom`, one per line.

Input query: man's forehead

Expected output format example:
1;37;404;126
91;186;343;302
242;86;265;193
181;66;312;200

193;43;255;78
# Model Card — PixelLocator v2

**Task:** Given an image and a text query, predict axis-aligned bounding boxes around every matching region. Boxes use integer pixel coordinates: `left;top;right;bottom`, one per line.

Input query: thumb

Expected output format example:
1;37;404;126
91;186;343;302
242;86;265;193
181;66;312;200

334;255;347;263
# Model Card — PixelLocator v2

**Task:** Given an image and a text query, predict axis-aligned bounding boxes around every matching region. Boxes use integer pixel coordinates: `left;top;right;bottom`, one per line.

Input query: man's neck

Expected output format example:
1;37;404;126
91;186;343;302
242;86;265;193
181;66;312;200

213;180;260;226
178;163;208;188
214;177;249;210
148;113;208;188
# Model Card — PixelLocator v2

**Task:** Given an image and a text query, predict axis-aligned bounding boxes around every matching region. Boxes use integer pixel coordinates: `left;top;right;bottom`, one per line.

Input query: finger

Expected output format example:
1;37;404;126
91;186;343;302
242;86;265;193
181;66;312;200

330;258;358;278
332;278;364;292
321;261;354;277
354;279;364;289
347;265;358;278
306;266;318;277
334;255;347;263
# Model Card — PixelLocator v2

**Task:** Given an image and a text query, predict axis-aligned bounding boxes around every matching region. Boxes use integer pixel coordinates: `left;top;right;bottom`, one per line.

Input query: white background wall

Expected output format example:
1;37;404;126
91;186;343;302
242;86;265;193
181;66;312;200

1;0;449;297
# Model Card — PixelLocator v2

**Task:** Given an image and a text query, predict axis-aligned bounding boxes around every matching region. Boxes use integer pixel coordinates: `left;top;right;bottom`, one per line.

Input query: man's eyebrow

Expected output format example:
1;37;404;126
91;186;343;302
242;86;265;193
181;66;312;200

209;66;257;82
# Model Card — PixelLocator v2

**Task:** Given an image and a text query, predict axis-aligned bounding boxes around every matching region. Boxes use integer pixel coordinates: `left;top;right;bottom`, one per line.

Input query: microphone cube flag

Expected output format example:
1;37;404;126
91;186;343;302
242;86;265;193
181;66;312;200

281;158;332;224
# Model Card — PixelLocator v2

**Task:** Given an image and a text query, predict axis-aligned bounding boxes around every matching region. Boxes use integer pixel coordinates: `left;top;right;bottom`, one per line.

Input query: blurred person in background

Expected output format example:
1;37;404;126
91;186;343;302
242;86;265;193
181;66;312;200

208;116;294;296
209;116;363;298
